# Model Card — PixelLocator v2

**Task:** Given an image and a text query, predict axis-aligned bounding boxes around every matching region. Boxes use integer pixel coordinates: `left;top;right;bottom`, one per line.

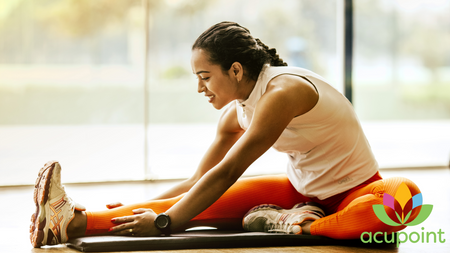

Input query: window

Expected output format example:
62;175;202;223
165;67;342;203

0;0;146;185
354;0;450;168
0;0;345;185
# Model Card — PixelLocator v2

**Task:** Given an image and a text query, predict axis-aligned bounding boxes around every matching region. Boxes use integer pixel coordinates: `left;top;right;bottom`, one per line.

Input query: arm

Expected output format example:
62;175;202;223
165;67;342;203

107;104;243;209
109;104;244;232
152;103;244;200
111;75;318;236
166;75;319;231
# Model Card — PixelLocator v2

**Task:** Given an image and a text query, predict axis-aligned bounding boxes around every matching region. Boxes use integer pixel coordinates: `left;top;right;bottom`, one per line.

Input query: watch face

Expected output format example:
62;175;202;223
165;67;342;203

156;216;169;228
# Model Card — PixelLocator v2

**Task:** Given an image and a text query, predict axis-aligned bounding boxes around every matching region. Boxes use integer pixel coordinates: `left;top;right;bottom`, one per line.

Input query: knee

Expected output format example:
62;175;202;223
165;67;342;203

383;177;420;196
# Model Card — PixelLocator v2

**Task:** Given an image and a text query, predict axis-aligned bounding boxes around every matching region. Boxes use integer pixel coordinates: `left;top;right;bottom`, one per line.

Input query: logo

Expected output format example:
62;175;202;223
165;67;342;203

372;182;433;226
361;182;446;247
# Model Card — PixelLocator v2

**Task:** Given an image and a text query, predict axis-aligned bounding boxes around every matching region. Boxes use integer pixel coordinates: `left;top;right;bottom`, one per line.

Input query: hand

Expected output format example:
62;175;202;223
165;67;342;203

109;208;161;237
106;202;124;209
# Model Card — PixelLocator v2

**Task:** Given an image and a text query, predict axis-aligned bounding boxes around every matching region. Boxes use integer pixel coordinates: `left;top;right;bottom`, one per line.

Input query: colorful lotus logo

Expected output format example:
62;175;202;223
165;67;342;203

373;182;433;226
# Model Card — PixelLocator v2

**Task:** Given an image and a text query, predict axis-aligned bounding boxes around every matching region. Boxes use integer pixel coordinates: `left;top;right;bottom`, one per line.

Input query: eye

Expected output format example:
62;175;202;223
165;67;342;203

201;77;210;81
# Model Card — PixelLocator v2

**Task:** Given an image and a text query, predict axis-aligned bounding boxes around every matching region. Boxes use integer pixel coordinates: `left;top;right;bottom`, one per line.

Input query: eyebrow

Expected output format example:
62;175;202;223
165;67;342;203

195;70;210;75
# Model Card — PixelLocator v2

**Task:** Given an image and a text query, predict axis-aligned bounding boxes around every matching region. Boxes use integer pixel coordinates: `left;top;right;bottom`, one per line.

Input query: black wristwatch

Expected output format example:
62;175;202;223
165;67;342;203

154;213;171;236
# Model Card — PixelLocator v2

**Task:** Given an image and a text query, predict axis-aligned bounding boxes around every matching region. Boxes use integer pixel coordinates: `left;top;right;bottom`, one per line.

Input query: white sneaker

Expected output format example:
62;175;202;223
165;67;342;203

243;202;325;235
30;161;85;248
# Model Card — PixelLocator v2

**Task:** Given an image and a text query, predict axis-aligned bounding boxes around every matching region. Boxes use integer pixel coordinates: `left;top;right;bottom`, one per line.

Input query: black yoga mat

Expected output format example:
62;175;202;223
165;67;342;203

67;230;396;252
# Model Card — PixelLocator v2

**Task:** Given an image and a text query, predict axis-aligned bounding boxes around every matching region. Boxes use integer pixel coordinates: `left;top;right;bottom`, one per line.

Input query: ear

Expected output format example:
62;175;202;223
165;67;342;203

229;62;244;82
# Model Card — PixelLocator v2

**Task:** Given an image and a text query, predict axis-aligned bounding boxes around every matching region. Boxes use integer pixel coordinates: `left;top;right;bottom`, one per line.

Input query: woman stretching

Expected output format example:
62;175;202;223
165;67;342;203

30;21;420;248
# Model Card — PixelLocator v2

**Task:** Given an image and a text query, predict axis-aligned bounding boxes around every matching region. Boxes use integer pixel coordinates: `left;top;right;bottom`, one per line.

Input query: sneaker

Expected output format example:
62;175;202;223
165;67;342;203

243;202;325;235
29;161;85;248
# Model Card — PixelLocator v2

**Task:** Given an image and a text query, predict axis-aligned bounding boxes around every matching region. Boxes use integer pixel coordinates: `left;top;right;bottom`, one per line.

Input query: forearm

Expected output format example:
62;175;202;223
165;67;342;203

152;133;238;201
165;164;239;230
151;149;224;201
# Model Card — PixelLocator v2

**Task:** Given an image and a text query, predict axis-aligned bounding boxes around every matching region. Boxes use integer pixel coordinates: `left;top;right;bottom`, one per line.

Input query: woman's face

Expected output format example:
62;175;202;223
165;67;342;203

191;49;239;110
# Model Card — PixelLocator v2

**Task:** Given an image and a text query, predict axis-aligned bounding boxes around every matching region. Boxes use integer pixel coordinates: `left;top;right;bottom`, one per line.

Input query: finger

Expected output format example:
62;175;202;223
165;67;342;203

133;208;155;214
110;225;135;235
111;215;135;224
106;202;123;209
132;208;151;214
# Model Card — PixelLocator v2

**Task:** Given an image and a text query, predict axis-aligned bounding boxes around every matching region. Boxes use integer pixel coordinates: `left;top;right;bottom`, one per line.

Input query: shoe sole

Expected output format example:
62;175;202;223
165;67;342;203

242;203;326;230
30;161;58;248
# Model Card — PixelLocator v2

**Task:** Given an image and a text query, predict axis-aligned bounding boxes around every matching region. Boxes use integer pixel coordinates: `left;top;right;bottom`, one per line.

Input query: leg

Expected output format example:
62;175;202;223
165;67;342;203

83;174;309;236
310;177;421;239
67;211;88;238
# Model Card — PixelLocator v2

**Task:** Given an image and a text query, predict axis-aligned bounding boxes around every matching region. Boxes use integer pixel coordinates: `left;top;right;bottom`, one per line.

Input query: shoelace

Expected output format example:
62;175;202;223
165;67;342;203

267;222;299;233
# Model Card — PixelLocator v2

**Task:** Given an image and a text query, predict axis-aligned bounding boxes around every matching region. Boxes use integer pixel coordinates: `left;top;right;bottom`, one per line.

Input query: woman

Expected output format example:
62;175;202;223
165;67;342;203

30;21;420;248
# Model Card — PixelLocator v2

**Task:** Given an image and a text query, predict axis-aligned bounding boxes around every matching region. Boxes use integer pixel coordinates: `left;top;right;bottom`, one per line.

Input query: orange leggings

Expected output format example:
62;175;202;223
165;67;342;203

85;172;420;239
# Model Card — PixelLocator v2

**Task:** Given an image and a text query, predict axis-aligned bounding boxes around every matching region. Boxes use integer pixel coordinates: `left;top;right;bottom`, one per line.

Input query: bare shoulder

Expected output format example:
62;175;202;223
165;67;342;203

266;74;318;96
262;74;319;117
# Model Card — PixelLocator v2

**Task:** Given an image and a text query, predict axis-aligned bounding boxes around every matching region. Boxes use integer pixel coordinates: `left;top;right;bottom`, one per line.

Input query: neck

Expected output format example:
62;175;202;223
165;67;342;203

237;77;257;103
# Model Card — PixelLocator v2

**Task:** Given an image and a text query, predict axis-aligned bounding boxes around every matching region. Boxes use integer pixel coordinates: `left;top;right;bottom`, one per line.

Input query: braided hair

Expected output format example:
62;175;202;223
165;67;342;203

192;21;287;81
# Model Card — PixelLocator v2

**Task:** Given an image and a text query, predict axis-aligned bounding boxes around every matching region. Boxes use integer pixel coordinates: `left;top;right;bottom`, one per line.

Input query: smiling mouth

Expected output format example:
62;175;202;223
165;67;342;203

206;95;215;103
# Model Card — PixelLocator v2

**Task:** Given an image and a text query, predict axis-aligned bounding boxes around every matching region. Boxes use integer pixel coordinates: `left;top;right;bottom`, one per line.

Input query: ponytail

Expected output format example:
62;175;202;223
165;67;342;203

255;38;287;67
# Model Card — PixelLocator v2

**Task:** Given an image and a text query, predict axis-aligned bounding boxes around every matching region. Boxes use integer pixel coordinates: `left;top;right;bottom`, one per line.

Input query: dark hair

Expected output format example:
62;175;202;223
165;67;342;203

192;21;287;81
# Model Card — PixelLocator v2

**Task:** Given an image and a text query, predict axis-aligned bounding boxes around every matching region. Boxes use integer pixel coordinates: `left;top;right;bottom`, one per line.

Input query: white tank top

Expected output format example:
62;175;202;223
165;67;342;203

236;65;378;200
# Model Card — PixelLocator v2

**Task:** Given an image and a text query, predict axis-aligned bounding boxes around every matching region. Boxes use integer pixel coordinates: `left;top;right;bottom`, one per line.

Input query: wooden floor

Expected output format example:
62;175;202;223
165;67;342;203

2;167;449;253
29;246;405;253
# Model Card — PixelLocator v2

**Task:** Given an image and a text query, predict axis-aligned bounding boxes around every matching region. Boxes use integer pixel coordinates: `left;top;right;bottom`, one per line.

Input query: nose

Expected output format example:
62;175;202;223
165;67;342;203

197;81;205;93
